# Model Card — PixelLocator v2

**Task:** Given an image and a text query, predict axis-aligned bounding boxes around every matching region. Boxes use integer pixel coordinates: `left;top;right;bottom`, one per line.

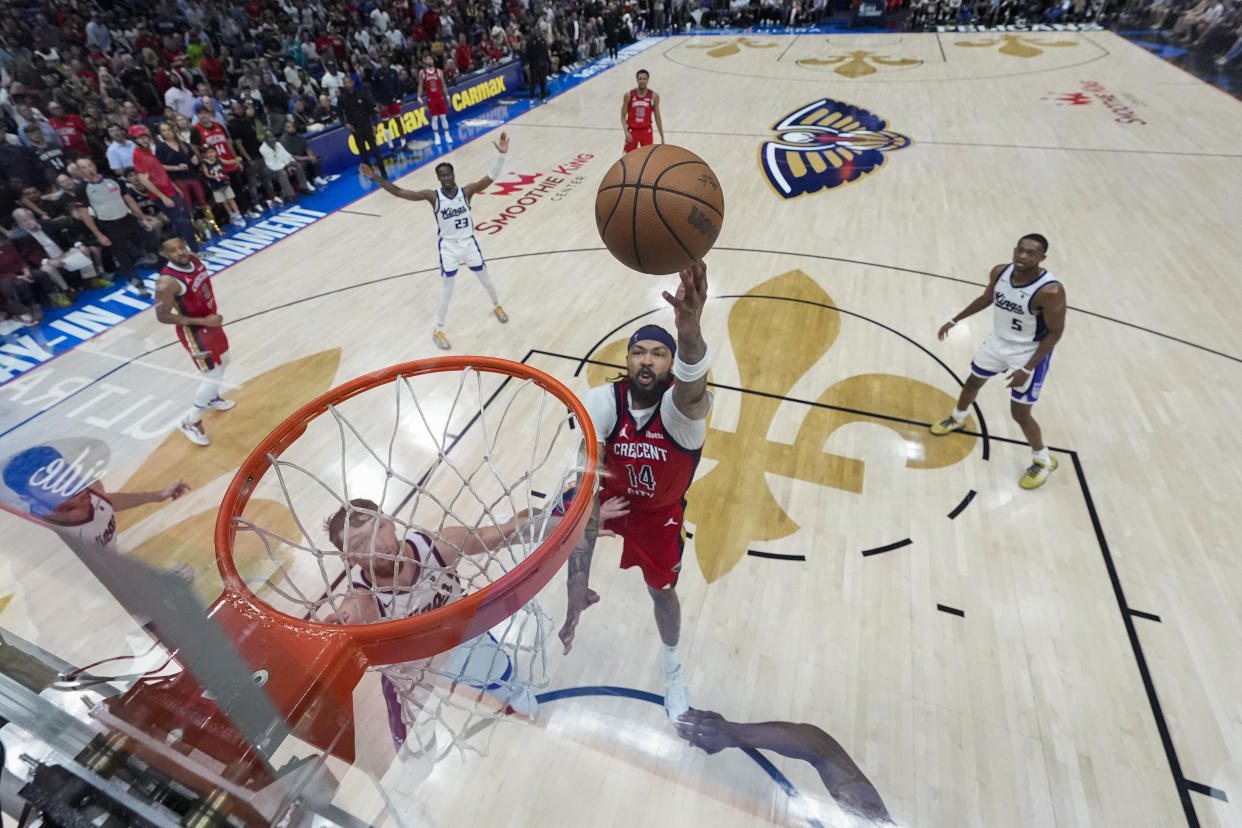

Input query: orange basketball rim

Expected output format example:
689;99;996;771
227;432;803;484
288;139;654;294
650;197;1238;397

104;357;598;794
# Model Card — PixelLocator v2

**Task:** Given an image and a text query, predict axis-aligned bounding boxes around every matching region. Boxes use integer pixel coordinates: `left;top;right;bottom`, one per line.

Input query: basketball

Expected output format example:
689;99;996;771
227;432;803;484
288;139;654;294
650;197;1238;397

594;145;726;275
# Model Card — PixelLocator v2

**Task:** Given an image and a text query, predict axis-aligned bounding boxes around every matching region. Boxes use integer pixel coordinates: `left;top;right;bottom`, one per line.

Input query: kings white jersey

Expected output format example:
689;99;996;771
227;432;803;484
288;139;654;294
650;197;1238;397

991;264;1058;345
353;530;463;618
434;187;474;241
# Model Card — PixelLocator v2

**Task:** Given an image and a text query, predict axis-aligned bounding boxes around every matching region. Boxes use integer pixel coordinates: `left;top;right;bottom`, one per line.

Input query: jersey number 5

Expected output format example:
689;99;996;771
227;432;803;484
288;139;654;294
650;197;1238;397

1011;318;1023;332
625;464;656;491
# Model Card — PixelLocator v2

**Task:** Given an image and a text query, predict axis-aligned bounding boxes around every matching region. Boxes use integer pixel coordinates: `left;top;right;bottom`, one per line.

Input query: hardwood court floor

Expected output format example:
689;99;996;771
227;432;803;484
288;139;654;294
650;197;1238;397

2;31;1241;828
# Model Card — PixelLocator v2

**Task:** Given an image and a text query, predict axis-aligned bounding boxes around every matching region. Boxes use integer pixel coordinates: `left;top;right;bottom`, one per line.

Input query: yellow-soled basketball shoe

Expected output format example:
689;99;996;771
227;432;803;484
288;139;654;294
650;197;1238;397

1019;457;1059;489
493;305;509;323
929;416;966;436
432;330;451;350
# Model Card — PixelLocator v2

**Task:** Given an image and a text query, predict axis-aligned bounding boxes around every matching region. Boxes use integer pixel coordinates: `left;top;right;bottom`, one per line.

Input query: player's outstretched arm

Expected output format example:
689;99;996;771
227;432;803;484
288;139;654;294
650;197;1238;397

463;131;509;198
620;92;631;139
557;473;604;654
665;259;711;421
938;263;1004;340
105;480;191;512
359;164;434;202
652;91;664;143
676;710;894;823
443;495;628;559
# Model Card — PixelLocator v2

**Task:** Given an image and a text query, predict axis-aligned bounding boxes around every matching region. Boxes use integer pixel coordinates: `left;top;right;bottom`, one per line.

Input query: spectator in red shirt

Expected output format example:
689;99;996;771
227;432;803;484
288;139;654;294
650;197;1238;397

244;1;263;22
153;59;193;96
454;34;473;73
62;17;87;48
67;59;99;92
411;22;429;42
129;125;199;250
86;46;111;69
199;51;224;89
45;102;91;156
315;28;347;62
153;63;174;95
162;35;186;63
422;5;441;39
134;26;162;54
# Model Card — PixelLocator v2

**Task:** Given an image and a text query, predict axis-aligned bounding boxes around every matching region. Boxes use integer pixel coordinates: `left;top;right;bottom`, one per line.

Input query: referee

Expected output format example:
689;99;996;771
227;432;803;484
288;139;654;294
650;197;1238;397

74;159;158;297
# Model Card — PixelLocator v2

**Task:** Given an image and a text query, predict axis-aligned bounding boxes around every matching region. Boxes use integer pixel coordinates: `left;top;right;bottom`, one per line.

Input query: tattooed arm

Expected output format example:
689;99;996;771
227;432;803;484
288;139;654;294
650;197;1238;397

558;473;604;655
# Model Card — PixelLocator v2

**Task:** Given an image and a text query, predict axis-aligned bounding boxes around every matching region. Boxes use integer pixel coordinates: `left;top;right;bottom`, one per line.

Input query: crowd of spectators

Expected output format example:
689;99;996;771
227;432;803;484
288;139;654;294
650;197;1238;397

906;0;1107;28
905;0;1242;58
1115;0;1242;66
0;0;656;327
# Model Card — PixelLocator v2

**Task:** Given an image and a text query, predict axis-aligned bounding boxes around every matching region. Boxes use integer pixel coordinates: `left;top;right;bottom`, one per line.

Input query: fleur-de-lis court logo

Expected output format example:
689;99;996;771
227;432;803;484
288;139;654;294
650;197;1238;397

798;50;921;78
586;271;976;582
955;34;1077;58
686;36;777;58
759;98;911;199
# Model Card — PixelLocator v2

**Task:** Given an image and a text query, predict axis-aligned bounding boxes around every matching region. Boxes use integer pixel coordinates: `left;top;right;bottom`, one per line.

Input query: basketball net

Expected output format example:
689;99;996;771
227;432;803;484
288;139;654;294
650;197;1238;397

222;358;593;766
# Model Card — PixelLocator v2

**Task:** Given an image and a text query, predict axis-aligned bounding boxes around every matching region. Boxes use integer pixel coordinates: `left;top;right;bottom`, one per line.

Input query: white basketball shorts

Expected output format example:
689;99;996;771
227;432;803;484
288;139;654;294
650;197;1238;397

970;333;1053;405
438;236;485;276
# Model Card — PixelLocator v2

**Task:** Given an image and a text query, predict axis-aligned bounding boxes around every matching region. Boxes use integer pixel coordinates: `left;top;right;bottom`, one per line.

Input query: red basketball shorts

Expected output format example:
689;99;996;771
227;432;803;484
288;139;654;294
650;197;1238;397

624;127;653;153
603;503;685;590
177;325;229;371
426;94;448;117
379;102;401;119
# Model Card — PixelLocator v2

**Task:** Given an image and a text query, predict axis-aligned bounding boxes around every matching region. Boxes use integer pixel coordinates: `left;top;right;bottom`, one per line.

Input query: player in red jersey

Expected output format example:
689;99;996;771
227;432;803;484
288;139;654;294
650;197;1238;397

559;259;711;724
417;54;453;147
621;69;664;154
153;237;236;447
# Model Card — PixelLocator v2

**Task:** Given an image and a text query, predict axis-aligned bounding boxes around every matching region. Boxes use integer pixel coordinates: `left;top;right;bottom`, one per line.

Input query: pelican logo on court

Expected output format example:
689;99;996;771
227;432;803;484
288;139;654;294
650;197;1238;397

759;98;911;199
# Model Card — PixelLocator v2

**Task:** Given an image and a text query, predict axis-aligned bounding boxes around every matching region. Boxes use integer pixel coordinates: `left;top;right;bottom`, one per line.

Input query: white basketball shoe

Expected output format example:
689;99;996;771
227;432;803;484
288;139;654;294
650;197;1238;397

662;663;690;723
177;419;210;446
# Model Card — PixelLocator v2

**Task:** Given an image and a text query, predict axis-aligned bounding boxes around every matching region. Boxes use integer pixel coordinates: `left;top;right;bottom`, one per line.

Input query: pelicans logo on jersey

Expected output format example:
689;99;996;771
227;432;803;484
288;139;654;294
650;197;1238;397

759;98;911;199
